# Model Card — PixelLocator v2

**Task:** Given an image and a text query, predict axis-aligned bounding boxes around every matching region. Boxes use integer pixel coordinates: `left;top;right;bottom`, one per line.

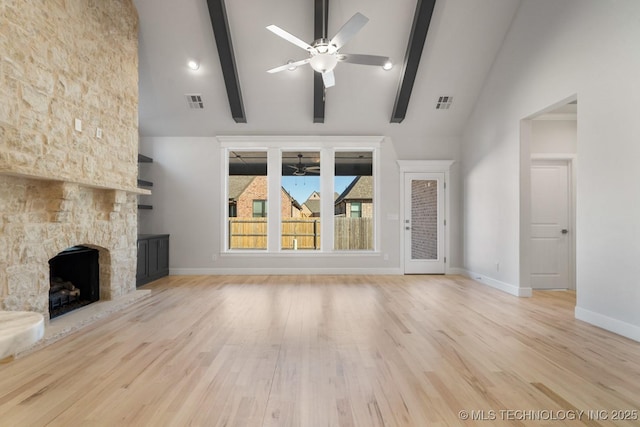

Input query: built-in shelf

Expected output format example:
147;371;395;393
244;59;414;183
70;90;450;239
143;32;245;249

137;154;153;210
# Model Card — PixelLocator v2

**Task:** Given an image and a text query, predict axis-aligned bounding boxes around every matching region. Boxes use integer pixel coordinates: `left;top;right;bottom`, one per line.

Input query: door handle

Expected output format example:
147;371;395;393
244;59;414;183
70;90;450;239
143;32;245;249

561;229;569;234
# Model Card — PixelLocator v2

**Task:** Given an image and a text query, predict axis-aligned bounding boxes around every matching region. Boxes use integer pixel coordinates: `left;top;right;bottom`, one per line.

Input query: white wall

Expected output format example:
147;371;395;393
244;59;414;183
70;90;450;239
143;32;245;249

531;120;577;155
461;0;640;340
139;136;463;274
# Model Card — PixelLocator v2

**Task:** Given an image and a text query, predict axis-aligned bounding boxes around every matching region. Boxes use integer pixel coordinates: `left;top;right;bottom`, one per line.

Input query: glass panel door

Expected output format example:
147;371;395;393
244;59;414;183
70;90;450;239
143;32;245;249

404;173;445;274
411;180;438;260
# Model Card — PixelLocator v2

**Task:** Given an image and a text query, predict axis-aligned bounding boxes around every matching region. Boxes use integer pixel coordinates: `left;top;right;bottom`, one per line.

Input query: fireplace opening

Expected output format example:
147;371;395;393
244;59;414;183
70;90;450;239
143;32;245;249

49;246;100;319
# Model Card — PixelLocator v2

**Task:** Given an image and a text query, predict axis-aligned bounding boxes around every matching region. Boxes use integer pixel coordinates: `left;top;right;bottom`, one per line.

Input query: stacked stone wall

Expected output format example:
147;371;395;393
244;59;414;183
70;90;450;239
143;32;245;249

0;0;139;316
0;0;138;189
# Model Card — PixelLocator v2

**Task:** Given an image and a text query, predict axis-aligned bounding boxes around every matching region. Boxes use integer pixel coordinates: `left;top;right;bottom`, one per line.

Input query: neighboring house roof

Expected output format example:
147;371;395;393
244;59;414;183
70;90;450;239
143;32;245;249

228;176;302;209
335;176;373;204
303;199;321;215
228;176;256;200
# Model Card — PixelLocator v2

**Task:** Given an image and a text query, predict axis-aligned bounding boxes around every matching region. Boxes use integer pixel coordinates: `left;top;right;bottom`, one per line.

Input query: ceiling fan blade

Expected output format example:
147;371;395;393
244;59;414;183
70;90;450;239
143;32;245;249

266;25;313;51
305;166;321;171
267;58;311;73
330;13;369;50
338;53;389;67
322;70;335;88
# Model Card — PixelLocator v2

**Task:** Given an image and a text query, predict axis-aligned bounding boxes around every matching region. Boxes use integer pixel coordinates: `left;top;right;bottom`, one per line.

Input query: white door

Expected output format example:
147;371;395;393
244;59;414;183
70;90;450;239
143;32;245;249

530;161;571;289
404;173;445;274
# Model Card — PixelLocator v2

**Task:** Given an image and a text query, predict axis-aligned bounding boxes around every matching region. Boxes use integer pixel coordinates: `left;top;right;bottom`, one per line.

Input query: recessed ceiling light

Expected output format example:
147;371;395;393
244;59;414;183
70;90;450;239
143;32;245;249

187;60;200;70
382;60;393;71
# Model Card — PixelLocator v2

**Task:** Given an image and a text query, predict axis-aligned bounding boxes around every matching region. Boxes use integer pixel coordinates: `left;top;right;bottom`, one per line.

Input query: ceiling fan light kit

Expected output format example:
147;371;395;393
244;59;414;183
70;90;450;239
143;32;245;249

266;12;390;88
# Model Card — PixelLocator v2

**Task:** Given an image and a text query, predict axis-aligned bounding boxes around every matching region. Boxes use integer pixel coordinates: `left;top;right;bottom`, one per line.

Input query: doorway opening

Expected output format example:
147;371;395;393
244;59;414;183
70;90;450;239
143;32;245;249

520;97;577;291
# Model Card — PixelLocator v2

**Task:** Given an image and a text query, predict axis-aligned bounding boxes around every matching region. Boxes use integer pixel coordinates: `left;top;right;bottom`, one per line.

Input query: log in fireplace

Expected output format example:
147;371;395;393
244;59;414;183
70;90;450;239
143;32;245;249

48;246;100;319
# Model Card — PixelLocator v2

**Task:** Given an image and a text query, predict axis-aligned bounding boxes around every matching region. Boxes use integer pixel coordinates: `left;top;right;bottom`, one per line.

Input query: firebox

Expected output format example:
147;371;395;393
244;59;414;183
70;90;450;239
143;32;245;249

48;246;100;319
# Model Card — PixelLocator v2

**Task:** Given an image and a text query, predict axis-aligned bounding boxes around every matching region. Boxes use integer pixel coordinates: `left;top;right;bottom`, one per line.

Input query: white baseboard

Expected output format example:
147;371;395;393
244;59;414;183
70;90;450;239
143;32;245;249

170;267;404;276
575;306;640;343
456;268;532;297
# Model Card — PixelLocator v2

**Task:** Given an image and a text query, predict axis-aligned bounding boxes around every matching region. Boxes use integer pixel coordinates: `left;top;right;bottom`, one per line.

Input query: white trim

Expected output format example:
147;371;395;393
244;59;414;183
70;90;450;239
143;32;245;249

220;251;381;257
218;135;384;148
397;160;454;173
457;268;533;297
397;160;454;274
531;153;577;160
532;113;577;121
575;306;640;343
171;267;403;276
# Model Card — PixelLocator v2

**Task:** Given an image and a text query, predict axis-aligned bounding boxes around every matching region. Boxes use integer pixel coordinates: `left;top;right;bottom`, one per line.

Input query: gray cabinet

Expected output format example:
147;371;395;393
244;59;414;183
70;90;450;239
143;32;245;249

137;234;169;286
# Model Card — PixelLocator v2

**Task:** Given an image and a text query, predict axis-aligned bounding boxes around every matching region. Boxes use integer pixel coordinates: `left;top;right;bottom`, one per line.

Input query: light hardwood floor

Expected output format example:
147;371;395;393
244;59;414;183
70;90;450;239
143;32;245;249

1;275;639;426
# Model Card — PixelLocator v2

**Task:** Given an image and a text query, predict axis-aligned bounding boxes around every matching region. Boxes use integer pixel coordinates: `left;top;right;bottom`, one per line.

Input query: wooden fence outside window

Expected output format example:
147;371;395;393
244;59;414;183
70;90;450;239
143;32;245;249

228;218;373;250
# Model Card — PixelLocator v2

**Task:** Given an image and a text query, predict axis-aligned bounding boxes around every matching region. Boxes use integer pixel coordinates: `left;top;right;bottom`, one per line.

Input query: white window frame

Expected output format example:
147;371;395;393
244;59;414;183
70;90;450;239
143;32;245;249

219;136;383;255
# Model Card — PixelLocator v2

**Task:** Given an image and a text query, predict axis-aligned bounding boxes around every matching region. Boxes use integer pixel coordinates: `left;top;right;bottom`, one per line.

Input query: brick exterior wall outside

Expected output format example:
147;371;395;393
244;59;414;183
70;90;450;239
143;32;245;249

235;176;301;218
0;0;139;317
411;180;438;260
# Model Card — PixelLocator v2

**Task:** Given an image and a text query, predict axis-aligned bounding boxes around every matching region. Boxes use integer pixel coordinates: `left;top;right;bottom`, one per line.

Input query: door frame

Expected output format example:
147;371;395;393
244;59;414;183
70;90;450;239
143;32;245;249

520;107;577;292
530;157;575;289
397;160;454;275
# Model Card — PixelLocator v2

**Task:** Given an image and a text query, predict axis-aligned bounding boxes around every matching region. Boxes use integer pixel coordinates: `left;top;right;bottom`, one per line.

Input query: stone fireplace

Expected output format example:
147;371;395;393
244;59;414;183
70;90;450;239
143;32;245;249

0;0;142;324
49;246;101;319
0;178;141;321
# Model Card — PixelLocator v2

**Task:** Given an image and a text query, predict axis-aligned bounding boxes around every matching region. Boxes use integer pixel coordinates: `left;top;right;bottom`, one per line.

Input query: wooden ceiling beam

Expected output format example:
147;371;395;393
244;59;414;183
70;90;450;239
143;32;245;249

206;0;247;123
313;0;328;123
391;0;436;123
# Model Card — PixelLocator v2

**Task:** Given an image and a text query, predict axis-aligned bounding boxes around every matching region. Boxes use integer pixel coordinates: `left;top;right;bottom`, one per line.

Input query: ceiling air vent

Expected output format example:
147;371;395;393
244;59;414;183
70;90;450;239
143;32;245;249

436;96;453;110
185;94;204;110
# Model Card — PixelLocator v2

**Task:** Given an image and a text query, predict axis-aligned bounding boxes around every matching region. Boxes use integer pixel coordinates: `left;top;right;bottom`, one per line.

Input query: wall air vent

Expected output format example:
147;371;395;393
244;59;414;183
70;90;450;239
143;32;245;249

436;96;453;110
186;94;204;109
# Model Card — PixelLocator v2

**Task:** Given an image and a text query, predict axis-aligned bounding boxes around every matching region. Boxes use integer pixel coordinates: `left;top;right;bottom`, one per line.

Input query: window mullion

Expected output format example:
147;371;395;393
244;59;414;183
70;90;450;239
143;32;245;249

267;148;281;252
320;148;334;252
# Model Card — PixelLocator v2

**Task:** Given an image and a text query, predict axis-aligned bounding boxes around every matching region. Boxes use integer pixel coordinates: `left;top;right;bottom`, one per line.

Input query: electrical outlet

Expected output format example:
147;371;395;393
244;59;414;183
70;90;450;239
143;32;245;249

211;254;217;261
96;127;102;139
383;253;389;261
74;118;82;132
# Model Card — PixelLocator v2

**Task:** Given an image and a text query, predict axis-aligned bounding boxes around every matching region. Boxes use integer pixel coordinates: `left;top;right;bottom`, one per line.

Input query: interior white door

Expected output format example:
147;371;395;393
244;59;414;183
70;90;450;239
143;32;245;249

404;173;445;274
530;161;570;289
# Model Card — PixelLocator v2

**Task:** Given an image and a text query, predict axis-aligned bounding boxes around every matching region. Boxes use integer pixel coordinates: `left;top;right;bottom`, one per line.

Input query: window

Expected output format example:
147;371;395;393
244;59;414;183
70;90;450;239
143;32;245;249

350;202;362;218
221;137;380;253
252;200;267;217
227;151;267;250
281;151;321;250
334;151;373;250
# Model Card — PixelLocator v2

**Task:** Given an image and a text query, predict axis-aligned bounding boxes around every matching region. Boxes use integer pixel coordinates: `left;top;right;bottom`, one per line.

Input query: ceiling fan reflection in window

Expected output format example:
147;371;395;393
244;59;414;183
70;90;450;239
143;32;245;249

266;12;392;88
289;154;320;176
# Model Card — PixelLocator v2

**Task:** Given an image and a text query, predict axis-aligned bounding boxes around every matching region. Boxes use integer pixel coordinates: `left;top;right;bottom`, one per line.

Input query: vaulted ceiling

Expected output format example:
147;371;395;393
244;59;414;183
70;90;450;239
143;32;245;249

135;0;521;143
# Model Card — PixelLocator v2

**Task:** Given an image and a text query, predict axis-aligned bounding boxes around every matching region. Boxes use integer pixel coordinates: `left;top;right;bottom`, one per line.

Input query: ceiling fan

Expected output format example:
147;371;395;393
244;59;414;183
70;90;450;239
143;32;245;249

266;12;392;88
289;154;320;176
